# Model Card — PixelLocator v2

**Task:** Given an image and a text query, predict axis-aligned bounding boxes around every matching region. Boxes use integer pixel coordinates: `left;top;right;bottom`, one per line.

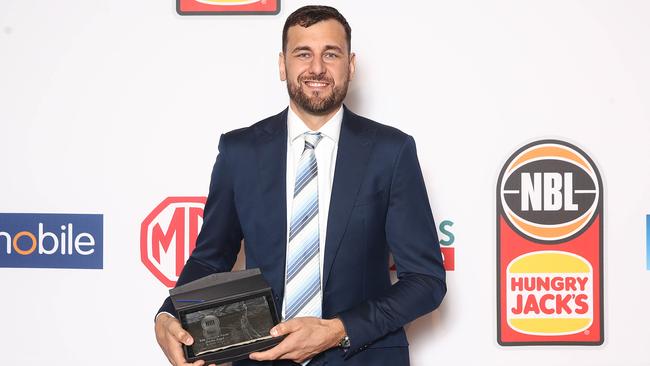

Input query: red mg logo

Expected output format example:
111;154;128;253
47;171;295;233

141;197;206;287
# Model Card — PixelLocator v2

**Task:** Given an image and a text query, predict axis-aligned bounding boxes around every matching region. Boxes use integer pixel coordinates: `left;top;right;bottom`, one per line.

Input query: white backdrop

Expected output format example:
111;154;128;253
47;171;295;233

1;0;649;365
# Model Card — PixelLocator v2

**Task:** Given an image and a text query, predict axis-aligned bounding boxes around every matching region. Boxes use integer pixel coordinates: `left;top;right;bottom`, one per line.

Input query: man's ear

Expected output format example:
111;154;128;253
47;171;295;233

279;52;287;81
348;52;356;81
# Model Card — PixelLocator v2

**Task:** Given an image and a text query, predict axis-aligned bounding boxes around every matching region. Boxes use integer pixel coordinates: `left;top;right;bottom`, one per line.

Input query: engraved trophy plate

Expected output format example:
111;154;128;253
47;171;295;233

183;296;275;355
170;269;284;364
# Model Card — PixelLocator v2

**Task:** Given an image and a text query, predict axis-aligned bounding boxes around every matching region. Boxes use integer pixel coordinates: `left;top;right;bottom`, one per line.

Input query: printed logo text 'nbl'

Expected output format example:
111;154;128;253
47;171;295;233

177;0;280;15
0;213;103;269
141;197;206;287
497;140;603;345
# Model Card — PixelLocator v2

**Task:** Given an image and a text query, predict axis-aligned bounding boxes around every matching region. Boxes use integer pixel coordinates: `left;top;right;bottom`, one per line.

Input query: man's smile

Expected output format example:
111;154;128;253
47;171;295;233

303;80;331;89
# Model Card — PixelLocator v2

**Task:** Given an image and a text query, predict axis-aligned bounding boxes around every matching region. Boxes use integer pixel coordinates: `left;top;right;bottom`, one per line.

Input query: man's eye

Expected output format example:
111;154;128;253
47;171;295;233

296;53;310;59
324;53;339;59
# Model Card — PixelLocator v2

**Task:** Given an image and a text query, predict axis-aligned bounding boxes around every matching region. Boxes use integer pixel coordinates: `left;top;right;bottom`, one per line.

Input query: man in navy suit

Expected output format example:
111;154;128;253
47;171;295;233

155;5;446;366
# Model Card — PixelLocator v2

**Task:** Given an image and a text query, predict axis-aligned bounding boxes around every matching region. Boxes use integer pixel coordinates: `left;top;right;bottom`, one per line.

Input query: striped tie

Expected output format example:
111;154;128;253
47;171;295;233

284;132;323;320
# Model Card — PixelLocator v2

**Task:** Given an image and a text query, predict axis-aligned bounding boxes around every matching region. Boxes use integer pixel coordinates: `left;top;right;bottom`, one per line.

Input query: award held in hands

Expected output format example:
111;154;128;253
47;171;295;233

170;269;284;364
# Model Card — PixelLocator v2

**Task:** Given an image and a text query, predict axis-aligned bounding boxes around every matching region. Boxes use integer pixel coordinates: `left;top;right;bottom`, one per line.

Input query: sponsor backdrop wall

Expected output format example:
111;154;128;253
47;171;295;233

1;0;649;365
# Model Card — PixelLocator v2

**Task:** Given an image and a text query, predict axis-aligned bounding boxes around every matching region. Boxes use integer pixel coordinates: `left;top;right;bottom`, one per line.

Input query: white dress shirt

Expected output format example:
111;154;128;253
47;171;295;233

282;105;343;319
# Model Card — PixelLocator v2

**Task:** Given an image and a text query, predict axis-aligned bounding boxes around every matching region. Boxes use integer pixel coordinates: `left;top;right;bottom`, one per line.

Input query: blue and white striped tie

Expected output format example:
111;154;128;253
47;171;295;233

285;132;323;320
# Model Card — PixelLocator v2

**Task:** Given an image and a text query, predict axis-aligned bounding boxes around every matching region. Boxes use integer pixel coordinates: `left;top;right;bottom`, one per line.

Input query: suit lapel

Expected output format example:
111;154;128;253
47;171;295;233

253;109;288;300
323;107;375;288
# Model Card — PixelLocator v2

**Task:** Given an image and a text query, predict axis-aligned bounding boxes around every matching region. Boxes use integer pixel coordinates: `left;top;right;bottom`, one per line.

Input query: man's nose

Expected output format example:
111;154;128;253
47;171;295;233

308;56;325;75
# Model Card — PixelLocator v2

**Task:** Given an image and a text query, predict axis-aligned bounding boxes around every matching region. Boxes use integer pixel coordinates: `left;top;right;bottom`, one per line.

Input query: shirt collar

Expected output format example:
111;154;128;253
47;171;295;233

287;104;343;145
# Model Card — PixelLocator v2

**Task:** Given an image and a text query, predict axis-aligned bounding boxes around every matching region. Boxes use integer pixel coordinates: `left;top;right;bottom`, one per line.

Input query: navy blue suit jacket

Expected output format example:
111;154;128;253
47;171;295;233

159;106;446;366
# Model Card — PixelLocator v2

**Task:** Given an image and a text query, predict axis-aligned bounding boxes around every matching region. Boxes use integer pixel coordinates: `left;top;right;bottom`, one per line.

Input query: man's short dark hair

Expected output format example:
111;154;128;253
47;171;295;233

282;5;352;53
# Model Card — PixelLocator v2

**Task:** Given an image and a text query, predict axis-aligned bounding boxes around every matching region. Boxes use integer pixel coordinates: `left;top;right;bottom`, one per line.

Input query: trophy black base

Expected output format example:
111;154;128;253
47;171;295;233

170;269;285;364
185;335;284;365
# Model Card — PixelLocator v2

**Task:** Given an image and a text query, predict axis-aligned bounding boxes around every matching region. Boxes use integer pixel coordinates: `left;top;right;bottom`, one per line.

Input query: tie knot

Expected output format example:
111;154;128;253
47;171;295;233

303;132;322;150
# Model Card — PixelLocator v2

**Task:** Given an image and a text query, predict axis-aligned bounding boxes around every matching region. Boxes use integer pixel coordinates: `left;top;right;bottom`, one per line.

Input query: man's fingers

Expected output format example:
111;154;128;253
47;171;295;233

167;319;194;345
269;323;284;337
270;318;300;337
165;340;204;366
161;349;175;366
249;347;281;361
254;318;318;360
249;339;291;361
167;337;198;366
156;314;201;366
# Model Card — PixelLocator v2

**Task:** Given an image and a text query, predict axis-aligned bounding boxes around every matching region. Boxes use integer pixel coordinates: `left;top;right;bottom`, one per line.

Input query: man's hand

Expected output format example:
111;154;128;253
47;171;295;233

249;317;346;363
155;313;214;366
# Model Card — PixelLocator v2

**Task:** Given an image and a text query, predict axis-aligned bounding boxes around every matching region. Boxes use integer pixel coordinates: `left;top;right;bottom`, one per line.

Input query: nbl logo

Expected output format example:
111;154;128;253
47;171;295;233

499;142;599;242
497;140;604;346
141;197;206;287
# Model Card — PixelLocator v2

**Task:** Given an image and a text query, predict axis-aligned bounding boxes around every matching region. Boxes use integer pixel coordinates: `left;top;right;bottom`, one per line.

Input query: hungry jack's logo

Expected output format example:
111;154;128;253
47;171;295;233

497;140;604;345
177;0;280;15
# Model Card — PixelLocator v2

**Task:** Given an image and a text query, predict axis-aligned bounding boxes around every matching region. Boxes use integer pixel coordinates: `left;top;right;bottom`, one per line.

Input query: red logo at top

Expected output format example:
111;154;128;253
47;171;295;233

497;140;604;346
177;0;280;15
141;197;206;287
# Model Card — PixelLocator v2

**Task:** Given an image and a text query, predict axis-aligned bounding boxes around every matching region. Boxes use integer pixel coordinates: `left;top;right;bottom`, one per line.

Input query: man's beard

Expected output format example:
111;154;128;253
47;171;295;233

286;72;349;116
